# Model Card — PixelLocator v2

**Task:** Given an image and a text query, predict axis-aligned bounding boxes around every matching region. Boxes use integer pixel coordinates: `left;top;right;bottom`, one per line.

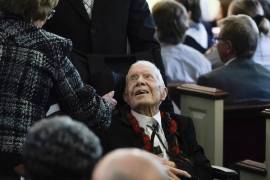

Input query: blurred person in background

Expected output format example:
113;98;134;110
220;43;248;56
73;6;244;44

258;0;270;21
198;15;270;105
228;0;270;68
176;0;209;53
152;0;211;84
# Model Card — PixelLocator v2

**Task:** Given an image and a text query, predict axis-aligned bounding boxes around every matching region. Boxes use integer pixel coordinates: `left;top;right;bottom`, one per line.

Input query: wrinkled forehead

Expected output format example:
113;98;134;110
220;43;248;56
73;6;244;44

127;63;156;78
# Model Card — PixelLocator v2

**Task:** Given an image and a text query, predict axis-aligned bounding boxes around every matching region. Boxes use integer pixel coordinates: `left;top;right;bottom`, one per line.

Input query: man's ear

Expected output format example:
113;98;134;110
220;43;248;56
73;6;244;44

160;86;168;101
225;40;233;54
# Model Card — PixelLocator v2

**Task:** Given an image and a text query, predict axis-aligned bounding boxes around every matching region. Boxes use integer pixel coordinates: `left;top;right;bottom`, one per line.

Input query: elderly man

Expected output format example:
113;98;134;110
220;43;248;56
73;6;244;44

98;60;212;180
198;14;270;105
92;148;170;180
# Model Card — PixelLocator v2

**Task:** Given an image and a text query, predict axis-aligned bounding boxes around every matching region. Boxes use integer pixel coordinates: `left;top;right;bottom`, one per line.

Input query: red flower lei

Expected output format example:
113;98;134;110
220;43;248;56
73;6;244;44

127;112;182;156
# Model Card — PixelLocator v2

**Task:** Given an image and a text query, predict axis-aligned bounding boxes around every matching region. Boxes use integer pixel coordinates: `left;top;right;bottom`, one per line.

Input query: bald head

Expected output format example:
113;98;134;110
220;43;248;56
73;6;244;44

92;148;169;180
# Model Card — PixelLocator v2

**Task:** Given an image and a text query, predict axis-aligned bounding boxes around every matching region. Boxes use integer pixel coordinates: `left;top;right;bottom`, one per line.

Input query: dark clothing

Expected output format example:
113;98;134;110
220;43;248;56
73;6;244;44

0;14;111;160
197;58;270;105
184;35;207;54
43;0;174;114
97;108;212;180
44;0;165;97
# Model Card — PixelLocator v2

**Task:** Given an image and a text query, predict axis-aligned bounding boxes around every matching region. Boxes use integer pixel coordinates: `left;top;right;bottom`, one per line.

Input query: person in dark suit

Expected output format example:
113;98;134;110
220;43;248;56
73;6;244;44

44;0;165;100
197;14;270;105
98;60;212;180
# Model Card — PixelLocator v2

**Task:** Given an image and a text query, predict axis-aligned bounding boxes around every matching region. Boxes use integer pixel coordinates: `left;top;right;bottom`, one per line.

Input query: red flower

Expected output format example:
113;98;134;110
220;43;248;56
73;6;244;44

172;146;181;155
144;142;152;152
143;135;150;142
143;135;152;151
127;112;182;156
169;118;177;134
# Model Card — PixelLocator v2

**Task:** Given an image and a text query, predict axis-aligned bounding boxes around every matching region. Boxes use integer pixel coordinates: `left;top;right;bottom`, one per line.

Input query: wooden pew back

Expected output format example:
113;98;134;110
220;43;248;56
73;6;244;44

223;103;270;167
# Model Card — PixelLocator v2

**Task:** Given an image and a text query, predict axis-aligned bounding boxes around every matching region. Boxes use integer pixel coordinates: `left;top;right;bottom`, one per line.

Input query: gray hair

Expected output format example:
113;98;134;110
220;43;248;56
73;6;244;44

0;0;58;22
23;116;102;180
218;14;259;58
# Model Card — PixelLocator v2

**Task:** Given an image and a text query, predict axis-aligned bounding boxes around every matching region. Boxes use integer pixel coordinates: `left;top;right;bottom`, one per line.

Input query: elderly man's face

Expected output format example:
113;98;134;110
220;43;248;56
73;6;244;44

124;64;167;110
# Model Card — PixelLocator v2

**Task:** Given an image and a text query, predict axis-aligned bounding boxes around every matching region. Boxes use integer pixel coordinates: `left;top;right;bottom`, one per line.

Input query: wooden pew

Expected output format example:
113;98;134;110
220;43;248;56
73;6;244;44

223;103;270;167
169;83;270;167
168;83;227;166
234;109;270;180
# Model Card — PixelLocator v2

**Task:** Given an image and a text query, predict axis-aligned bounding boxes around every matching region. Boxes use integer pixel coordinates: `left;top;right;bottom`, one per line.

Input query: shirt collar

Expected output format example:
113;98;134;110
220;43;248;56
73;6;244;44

131;110;162;130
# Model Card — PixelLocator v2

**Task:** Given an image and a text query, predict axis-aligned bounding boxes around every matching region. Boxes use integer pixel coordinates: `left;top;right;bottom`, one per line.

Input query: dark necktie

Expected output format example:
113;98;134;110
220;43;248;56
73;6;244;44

147;121;163;155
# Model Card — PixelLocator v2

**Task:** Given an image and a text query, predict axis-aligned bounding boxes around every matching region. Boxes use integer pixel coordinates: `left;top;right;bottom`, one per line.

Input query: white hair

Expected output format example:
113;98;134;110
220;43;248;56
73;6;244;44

127;60;165;87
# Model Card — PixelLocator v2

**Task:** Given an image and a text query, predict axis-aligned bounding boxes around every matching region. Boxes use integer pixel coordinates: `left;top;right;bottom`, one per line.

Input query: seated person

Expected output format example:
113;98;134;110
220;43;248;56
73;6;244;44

228;0;270;68
98;60;212;180
92;148;172;180
258;0;270;21
197;14;270;105
176;0;209;53
23;116;102;180
152;0;211;84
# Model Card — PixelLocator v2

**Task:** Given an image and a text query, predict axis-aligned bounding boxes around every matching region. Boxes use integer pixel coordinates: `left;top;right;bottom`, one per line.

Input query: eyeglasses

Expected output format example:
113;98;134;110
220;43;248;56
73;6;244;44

46;9;55;20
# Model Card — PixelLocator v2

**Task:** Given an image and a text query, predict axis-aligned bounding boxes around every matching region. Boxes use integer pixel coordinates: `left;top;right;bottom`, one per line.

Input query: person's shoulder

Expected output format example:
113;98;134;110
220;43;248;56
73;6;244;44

33;29;73;59
39;29;72;49
197;64;230;88
181;44;209;62
202;65;227;78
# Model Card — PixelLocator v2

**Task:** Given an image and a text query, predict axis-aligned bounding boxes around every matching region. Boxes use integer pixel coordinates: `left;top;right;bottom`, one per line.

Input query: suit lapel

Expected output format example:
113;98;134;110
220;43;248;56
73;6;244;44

67;0;91;24
161;113;182;158
161;113;170;140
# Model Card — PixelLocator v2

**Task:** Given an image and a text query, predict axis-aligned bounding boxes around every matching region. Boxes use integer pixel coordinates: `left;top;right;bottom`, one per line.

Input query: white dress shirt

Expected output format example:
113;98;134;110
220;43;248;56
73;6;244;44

131;110;169;160
254;33;270;68
83;0;94;18
186;21;208;49
161;43;212;84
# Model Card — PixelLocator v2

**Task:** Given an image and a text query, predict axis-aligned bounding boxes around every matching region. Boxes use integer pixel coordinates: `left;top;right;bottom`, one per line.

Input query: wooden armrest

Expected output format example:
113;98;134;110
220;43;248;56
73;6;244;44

225;102;270;111
176;84;228;99
235;159;267;176
262;108;270;118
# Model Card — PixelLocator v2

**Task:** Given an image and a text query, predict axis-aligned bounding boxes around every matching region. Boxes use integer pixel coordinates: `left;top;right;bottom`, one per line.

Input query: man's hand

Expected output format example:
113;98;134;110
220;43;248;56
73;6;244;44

154;155;192;180
102;91;117;109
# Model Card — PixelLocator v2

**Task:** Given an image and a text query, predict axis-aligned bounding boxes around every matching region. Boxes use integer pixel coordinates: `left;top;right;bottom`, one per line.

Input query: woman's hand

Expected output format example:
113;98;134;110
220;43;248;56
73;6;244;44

102;91;117;109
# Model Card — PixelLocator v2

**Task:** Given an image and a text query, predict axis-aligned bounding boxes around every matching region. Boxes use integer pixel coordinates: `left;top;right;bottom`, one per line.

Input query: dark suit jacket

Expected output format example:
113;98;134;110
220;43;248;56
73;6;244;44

44;0;164;93
44;0;176;112
197;58;270;105
96;109;212;180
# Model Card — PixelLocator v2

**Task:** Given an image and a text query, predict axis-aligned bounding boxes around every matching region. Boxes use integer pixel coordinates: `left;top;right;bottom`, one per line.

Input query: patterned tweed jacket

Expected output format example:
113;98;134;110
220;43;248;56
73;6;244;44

0;14;111;155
